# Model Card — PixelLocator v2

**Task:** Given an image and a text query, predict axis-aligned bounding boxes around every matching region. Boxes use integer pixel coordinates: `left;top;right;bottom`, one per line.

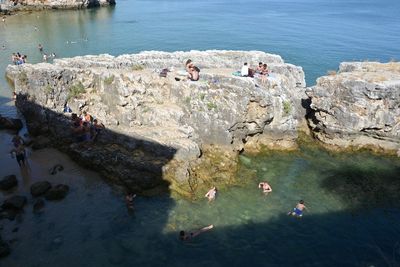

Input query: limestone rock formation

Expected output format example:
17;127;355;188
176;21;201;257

306;62;400;153
6;50;307;196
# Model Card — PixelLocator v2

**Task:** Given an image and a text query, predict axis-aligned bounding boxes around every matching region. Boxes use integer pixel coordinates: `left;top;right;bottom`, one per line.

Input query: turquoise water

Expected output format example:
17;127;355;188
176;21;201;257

1;144;399;267
1;1;400;266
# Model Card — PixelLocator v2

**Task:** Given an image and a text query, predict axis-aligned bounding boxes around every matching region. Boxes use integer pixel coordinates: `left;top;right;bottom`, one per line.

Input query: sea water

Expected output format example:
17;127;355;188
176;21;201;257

1;0;400;266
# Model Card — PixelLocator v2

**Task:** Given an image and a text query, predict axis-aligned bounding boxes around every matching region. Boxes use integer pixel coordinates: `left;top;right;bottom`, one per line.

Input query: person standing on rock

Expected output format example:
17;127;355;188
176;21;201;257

10;143;27;168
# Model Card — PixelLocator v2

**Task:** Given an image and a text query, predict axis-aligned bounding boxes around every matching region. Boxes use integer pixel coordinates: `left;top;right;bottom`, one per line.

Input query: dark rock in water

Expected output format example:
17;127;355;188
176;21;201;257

49;164;64;175
0;114;22;131
12;227;19;233
0;238;10;258
33;199;45;212
0;210;17;221
1;195;27;210
45;184;69;200
31;136;52;150
0;175;18;190
30;181;52;197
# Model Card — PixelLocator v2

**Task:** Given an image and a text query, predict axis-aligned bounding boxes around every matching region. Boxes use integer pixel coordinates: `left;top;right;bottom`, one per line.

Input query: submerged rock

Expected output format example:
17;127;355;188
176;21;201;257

31;181;52;197
45;184;69;200
33;199;45;213
1;195;27;210
0;175;18;190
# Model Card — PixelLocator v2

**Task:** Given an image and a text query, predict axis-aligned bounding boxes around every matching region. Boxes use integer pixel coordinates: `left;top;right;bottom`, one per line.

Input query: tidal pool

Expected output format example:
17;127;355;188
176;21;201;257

1;140;399;267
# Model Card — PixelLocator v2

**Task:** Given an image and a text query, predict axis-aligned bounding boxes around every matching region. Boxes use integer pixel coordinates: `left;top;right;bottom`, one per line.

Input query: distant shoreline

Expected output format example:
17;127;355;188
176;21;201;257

1;0;115;15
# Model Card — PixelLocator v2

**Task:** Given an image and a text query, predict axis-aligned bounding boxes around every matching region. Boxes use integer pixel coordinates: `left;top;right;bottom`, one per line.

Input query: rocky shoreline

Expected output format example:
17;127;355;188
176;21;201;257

0;0;115;14
5;50;400;198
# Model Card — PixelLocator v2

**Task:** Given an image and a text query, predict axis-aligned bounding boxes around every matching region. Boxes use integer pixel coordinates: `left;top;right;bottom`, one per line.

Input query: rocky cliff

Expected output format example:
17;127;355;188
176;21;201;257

6;50;307;197
306;62;400;153
1;0;114;12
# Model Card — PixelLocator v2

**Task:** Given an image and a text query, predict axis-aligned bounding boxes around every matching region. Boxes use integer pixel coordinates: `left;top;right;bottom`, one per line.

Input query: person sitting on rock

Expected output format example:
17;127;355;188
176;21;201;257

91;119;105;142
258;181;272;194
260;63;269;83
81;111;92;123
256;62;263;74
185;59;200;81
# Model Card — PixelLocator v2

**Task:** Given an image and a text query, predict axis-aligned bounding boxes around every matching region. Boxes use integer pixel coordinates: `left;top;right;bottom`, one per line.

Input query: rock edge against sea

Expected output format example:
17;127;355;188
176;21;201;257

5;50;400;197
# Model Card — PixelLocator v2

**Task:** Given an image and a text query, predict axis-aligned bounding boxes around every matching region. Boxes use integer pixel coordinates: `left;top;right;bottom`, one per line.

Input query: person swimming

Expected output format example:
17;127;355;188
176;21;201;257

258;182;272;194
179;225;214;241
205;186;217;201
289;200;307;217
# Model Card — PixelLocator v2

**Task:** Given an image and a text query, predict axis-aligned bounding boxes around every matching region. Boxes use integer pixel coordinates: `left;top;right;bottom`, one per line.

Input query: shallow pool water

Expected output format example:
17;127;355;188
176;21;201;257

1;142;399;267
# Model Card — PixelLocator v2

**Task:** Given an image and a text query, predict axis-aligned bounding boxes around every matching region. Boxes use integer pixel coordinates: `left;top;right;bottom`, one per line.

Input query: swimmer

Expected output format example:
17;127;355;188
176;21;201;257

258;182;272;194
179;225;214;241
125;193;136;210
205;186;217;202
288;200;307;217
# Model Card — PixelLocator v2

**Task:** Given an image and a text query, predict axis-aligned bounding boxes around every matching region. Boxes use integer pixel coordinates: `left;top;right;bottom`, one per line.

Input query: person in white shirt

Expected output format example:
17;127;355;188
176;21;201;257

241;62;249;77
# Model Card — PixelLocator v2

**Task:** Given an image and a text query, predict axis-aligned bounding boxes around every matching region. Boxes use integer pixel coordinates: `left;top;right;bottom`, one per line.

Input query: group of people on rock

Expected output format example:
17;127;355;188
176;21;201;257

70;111;105;143
11;52;28;65
241;61;270;82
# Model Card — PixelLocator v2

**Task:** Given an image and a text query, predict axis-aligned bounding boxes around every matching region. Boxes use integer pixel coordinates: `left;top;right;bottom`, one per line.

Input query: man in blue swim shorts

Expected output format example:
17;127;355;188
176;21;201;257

289;200;307;217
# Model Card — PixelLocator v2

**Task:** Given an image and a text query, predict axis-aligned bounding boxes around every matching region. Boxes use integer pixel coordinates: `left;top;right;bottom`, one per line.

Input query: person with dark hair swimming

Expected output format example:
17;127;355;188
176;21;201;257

179;225;214;241
289;200;307;217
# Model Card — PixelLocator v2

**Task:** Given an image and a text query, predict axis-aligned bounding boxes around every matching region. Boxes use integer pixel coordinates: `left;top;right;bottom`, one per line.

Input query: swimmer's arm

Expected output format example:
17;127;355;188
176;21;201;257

191;225;214;238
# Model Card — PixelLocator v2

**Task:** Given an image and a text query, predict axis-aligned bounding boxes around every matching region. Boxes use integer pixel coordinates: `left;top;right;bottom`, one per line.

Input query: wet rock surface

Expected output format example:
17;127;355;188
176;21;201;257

45;184;69;200
0;175;18;191
0;114;22;132
1;195;27;210
30;181;52;197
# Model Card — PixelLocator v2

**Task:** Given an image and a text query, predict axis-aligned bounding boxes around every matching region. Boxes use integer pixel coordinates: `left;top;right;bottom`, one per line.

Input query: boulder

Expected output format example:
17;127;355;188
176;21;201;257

0;175;18;190
30;181;52;197
0;238;10;258
1;195;27;210
45;184;69;200
0;115;22;131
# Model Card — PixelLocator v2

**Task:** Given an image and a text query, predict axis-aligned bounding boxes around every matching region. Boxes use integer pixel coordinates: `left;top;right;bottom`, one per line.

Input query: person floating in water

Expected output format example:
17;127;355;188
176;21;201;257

205;186;217;202
179;225;214;241
288;200;307;217
10;144;27;168
125;193;136;210
258;181;272;194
